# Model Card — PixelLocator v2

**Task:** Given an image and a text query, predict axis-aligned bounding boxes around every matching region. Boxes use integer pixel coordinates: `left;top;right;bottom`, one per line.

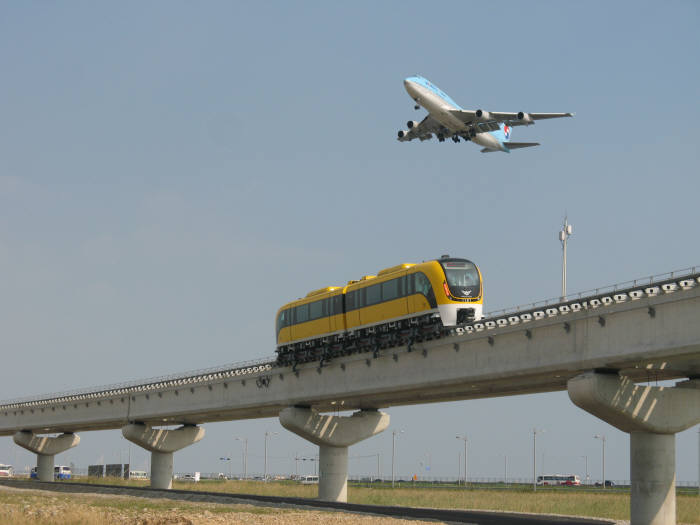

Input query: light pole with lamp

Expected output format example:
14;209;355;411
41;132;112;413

456;434;468;487
594;434;606;489
532;428;545;491
391;429;403;488
218;456;231;479
264;431;278;481
580;455;589;485
559;216;573;301
235;437;248;480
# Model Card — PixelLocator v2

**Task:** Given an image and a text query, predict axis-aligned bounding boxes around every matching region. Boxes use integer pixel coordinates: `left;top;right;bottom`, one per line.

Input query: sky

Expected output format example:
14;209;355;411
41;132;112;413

1;1;699;483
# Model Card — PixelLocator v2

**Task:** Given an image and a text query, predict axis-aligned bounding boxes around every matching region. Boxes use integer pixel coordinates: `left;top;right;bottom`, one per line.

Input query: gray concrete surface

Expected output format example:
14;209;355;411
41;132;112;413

122;423;205;489
12;431;80;482
568;372;700;525
279;407;389;502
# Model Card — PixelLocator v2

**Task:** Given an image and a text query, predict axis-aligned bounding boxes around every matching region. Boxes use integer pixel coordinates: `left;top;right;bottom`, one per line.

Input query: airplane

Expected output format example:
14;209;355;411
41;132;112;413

397;76;573;153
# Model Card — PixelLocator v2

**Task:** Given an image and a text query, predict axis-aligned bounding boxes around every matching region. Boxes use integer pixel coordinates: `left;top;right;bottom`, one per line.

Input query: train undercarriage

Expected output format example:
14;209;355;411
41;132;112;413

275;314;455;370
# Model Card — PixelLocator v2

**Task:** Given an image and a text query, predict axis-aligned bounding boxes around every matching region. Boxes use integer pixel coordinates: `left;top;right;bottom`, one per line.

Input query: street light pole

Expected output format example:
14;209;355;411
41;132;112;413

594;434;606;489
264;431;278;481
559;216;573;301
391;429;403;488
235;437;248;480
263;431;277;481
581;455;589;485
532;428;545;491
456;435;468;487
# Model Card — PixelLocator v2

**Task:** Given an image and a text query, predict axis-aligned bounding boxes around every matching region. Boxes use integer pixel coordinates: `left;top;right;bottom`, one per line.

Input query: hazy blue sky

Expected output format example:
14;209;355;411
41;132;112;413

1;1;699;482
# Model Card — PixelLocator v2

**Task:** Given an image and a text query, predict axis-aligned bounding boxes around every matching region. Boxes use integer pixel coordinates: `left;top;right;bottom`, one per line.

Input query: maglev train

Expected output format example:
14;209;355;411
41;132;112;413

275;256;483;367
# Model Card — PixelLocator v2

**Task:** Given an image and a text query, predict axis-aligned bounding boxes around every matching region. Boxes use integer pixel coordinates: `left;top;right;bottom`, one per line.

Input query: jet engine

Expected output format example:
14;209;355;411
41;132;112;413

518;112;533;124
407;120;419;129
398;130;409;138
475;109;491;121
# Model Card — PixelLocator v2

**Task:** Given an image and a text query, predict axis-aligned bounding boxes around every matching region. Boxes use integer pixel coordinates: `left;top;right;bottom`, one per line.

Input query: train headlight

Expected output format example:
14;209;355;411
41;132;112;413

443;281;451;298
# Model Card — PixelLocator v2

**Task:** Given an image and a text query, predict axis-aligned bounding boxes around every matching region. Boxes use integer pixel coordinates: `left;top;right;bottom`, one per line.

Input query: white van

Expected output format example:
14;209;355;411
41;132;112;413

0;464;14;478
300;475;319;484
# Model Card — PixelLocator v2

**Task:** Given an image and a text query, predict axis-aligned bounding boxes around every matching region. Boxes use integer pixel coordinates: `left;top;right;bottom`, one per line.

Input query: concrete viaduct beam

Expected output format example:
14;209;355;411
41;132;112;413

568;371;700;525
279;407;389;502
122;423;204;489
13;431;80;482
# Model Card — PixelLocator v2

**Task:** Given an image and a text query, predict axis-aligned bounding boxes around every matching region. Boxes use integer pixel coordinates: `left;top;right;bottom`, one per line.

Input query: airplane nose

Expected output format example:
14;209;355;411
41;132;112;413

403;79;415;95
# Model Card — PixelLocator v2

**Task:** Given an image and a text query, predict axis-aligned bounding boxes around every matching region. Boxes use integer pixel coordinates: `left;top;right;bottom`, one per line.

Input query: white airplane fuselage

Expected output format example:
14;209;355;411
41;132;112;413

403;78;503;151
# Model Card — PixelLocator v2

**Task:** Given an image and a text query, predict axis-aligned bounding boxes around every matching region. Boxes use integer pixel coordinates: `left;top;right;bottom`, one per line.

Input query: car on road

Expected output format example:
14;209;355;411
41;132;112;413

595;480;615;487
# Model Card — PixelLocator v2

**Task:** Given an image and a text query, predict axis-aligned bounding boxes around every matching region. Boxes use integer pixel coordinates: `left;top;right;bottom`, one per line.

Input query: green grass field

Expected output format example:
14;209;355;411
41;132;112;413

62;478;700;524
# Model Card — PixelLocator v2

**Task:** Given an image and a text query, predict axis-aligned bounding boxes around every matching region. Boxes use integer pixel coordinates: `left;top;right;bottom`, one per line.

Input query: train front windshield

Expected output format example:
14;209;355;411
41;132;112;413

439;259;480;299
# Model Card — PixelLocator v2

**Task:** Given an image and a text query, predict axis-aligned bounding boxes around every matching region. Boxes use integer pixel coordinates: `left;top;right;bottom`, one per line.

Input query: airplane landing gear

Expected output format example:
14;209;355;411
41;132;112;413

452;136;460;143
414;105;420;110
437;133;445;142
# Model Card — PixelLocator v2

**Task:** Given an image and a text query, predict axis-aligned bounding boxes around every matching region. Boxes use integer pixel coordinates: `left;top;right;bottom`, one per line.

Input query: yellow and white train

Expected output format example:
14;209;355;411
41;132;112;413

275;256;483;367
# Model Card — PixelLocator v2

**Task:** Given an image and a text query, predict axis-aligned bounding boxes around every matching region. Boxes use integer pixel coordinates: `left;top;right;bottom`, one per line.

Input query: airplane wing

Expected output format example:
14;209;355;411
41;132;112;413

449;110;573;128
398;114;443;141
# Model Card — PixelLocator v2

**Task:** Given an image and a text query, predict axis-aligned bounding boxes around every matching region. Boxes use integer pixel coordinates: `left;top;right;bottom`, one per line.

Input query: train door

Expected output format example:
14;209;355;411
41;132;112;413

408;272;434;314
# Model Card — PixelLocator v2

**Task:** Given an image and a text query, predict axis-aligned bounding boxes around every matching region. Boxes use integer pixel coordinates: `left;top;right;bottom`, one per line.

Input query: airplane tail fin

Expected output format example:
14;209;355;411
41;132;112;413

499;122;513;143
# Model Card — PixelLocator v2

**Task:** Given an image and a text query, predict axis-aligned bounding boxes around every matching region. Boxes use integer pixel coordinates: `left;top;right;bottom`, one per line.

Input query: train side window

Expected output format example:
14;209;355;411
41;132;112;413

382;279;399;301
366;284;381;306
406;273;415;295
331;295;343;315
277;309;290;333
309;300;323;321
296;304;309;323
346;291;356;311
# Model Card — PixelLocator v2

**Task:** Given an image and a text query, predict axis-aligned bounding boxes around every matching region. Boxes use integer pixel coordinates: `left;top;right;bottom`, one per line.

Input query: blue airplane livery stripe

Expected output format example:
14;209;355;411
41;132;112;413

406;76;463;110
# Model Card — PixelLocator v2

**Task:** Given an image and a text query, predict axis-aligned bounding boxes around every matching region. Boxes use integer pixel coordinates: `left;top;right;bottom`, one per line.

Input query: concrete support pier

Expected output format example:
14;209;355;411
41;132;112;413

13;431;80;482
568;371;700;525
280;407;389;502
122;423;205;489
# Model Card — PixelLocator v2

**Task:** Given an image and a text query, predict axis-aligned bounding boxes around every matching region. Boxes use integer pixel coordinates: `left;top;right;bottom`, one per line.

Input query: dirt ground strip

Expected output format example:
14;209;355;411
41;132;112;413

0;485;445;525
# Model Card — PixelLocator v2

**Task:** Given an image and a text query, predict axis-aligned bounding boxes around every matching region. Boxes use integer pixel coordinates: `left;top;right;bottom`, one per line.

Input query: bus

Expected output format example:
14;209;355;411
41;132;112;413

0;464;14;478
54;466;71;480
537;474;580;486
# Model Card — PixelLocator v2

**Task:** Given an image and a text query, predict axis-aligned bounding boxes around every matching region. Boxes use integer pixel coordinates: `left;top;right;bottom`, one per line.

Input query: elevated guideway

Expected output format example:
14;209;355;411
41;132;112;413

2;268;699;431
2;267;699;524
